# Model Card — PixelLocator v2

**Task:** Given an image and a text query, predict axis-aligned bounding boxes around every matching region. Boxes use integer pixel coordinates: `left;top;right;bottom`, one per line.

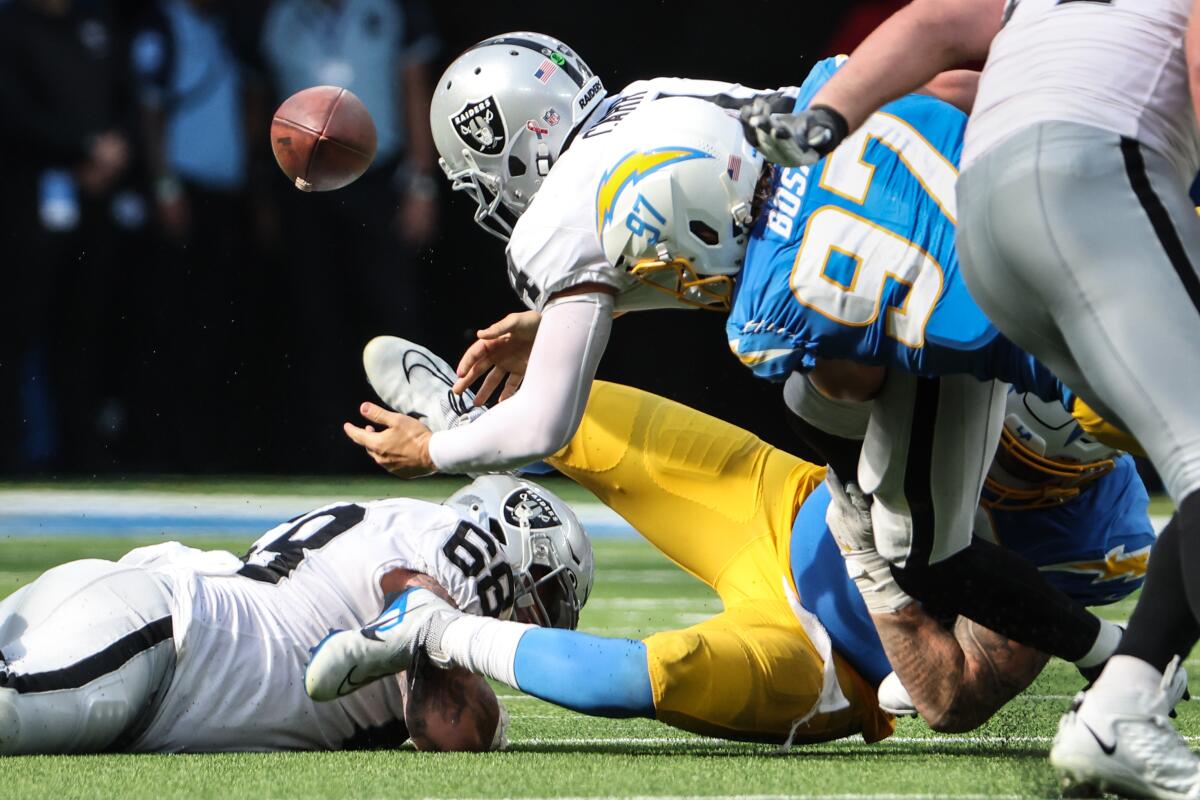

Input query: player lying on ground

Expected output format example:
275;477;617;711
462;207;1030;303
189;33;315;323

346;33;1131;690
0;477;591;754
308;339;1160;743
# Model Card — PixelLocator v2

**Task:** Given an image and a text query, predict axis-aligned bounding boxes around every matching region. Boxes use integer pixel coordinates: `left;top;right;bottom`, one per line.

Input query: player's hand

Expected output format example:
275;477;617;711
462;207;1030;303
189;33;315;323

825;470;876;554
454;311;541;404
344;402;436;478
739;100;850;167
825;471;913;614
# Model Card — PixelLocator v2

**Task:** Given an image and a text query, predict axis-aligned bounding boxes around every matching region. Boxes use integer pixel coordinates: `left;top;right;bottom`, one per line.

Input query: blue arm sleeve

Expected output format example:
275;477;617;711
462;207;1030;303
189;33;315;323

511;628;655;718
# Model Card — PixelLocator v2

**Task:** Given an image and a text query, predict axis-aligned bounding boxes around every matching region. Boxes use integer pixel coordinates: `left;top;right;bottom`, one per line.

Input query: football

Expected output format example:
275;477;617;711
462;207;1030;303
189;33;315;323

270;86;377;192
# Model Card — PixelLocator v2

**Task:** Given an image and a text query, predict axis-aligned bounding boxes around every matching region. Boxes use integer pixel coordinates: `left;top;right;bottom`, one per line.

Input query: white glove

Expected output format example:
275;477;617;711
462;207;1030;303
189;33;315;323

739;100;850;167
825;471;875;554
824;472;914;614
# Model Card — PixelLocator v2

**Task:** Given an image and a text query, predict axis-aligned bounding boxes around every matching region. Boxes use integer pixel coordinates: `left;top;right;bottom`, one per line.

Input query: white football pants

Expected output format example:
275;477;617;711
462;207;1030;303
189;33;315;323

0;559;175;754
784;368;1007;568
959;121;1200;503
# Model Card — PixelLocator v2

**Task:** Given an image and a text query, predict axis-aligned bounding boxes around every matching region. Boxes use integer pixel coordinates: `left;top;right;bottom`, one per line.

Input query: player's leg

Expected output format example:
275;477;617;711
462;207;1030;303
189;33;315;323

862;372;1119;665
0;559;175;754
643;600;892;744
342;601;654;717
958;122;1200;796
407;598;890;744
548;380;824;595
960;124;1200;665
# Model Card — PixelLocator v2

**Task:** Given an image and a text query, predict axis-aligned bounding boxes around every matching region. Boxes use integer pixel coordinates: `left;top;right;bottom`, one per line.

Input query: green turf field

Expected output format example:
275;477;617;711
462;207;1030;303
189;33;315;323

0;482;1186;800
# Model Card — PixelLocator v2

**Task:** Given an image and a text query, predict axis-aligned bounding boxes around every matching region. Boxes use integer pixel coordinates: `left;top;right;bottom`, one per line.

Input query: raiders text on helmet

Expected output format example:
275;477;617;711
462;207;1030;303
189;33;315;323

431;32;606;241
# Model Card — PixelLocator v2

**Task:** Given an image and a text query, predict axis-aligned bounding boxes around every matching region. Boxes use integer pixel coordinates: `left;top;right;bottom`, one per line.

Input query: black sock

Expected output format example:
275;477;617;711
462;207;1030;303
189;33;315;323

1116;514;1200;671
1176;491;1200;622
891;537;1101;661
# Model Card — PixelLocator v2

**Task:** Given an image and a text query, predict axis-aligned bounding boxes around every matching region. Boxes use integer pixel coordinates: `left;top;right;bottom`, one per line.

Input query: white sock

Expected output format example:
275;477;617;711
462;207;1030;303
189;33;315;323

1085;655;1164;712
1074;619;1123;669
425;615;534;688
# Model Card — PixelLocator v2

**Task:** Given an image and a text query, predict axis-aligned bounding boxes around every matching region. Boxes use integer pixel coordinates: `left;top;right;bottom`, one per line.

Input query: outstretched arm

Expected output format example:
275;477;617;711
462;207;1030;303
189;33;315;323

344;288;613;476
811;0;1002;133
825;475;1047;732
742;0;1002;166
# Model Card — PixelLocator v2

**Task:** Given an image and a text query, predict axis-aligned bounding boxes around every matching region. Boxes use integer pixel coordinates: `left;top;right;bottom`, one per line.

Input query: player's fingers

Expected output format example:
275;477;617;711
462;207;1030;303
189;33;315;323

359;402;398;427
344;422;376;448
477;312;524;340
475;365;507;406
453;359;493;397
499;372;524;402
456;338;494;378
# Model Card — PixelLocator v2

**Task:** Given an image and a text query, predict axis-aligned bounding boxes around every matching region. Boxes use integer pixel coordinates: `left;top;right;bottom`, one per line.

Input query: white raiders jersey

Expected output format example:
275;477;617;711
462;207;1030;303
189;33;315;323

118;497;512;752
963;0;1200;178
505;77;799;312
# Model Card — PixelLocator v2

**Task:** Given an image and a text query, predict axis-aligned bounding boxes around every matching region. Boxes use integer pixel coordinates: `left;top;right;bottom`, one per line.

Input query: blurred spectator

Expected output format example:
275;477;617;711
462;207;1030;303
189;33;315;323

129;0;260;467
0;0;139;471
259;0;441;469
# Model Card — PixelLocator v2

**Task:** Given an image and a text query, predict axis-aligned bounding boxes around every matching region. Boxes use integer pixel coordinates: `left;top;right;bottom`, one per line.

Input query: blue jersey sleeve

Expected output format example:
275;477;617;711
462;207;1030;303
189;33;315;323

792;55;847;112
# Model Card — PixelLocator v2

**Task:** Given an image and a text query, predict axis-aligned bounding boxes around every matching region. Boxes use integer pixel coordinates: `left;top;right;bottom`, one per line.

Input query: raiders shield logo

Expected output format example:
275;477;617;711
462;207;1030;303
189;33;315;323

450;96;506;156
503;489;562;530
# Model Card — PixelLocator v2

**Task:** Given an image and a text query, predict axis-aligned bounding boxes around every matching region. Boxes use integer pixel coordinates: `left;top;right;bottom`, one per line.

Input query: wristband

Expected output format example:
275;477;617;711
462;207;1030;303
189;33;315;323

809;105;851;156
842;548;914;614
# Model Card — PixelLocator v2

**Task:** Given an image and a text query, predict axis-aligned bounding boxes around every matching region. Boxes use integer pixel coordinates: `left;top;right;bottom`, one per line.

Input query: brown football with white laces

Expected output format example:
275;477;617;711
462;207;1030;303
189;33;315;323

271;86;377;192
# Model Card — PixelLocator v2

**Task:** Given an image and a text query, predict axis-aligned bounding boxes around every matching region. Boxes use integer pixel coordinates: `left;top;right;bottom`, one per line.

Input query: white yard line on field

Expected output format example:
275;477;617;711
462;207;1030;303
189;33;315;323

507;734;1200;747
428;795;1034;800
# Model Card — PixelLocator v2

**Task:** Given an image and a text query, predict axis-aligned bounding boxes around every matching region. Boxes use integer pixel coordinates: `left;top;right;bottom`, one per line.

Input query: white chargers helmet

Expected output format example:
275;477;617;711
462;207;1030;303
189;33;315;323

596;96;764;312
430;32;606;240
983;391;1119;510
445;475;594;629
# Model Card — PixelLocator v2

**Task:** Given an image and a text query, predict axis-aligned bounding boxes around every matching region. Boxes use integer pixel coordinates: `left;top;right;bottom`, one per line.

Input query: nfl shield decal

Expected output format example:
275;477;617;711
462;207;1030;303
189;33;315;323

451;96;507;155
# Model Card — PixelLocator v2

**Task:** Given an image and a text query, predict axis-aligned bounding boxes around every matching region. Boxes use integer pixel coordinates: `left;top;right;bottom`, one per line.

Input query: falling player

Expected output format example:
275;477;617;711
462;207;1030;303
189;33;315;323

345;34;1138;706
309;338;1162;744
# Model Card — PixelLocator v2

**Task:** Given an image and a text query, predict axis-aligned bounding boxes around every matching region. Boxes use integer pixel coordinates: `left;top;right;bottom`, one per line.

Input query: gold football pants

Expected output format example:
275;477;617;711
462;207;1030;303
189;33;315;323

548;381;894;744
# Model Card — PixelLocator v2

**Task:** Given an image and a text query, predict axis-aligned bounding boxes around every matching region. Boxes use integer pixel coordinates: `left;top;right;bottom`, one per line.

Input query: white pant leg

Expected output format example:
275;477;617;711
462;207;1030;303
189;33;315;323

0;560;175;754
959;122;1200;502
860;372;1007;568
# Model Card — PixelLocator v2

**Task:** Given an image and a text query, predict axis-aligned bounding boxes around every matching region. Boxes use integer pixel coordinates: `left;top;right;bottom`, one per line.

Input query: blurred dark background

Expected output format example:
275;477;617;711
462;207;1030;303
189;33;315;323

0;0;908;476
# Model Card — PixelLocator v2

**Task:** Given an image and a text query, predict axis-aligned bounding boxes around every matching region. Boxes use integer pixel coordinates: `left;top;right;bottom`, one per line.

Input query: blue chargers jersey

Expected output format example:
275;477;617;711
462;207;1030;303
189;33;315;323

791;455;1155;687
727;57;1061;401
